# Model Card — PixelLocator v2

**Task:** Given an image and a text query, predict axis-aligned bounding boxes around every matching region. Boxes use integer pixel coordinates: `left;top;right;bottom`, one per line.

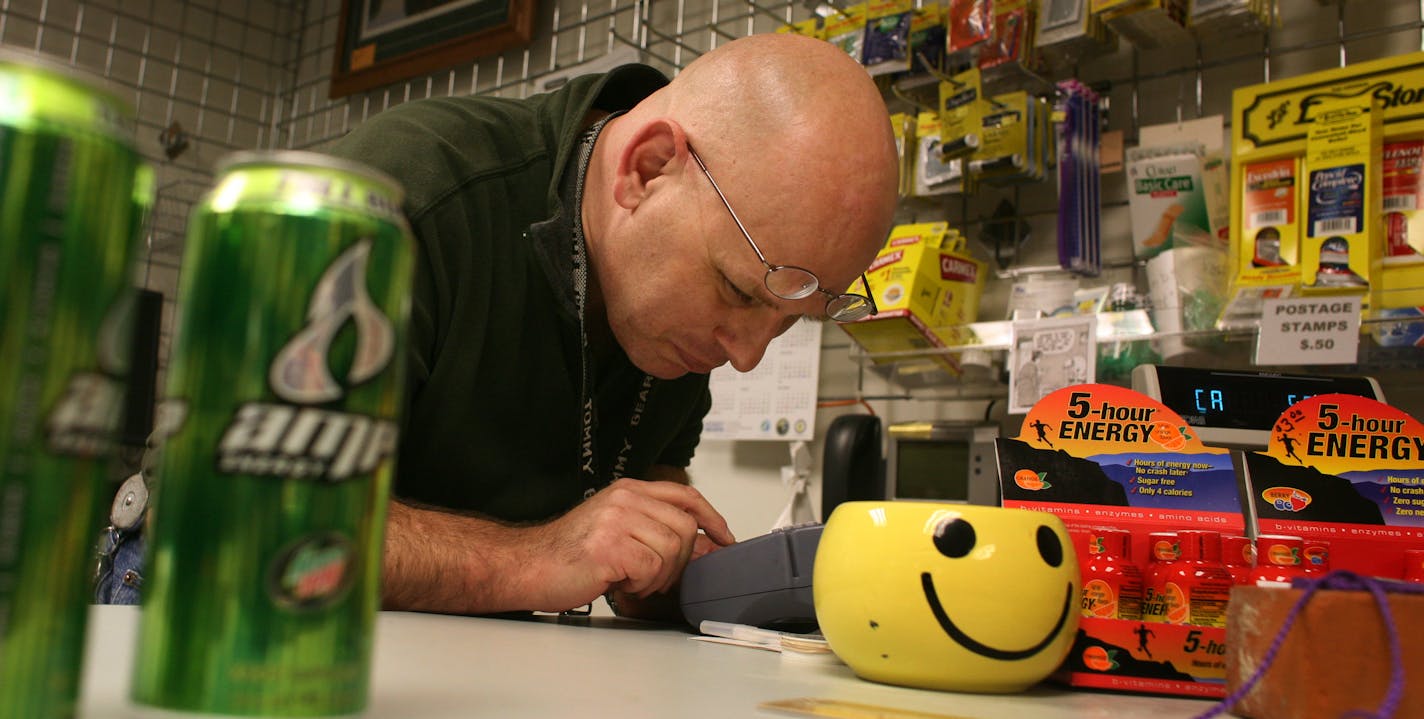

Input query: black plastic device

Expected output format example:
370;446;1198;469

678;523;822;633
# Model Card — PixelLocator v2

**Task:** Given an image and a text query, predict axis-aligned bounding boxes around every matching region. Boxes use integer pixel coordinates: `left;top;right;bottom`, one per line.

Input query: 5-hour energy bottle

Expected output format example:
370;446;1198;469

1080;527;1143;620
1145;530;1232;627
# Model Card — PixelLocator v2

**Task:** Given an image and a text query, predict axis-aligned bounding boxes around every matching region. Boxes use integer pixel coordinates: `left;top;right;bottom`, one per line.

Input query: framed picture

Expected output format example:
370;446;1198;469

330;0;537;98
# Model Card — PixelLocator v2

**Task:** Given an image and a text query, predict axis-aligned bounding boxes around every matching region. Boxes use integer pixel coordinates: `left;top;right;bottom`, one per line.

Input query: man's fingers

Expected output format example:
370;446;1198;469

606;478;736;546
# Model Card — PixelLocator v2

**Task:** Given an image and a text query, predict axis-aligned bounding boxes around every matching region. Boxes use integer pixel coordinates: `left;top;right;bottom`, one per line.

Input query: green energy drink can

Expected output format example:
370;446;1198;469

0;52;139;719
131;151;413;716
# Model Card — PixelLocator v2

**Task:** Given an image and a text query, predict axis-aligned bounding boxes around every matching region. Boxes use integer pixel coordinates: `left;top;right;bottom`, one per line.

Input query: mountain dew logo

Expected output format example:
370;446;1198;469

216;240;399;481
268;240;394;403
268;533;353;610
1013;469;1051;491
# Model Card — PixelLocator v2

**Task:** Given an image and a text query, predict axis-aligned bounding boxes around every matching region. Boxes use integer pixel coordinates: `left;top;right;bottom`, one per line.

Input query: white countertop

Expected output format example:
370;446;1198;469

80;605;1223;718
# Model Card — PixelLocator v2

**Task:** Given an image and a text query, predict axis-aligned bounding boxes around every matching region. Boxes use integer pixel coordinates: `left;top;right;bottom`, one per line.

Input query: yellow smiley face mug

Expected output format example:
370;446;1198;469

813;501;1080;694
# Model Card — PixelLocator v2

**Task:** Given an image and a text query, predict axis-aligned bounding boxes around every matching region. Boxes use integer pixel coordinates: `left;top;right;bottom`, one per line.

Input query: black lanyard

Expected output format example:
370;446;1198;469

569;115;655;499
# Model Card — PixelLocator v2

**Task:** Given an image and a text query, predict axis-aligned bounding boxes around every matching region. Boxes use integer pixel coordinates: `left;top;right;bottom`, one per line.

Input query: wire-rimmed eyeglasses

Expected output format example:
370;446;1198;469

687;145;878;323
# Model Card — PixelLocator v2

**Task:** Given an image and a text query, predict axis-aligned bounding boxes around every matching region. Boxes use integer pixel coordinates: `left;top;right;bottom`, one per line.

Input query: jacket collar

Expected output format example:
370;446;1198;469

528;64;668;322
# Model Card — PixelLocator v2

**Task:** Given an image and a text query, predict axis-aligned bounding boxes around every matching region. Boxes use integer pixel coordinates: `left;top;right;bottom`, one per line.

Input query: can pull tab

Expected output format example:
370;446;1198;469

110;473;148;531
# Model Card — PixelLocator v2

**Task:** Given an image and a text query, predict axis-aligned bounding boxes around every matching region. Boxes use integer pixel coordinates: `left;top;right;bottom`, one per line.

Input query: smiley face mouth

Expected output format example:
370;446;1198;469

920;573;1074;661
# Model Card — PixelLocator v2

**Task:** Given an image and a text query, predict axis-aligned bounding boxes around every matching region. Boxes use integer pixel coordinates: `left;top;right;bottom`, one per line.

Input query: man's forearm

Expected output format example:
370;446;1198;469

381;499;530;614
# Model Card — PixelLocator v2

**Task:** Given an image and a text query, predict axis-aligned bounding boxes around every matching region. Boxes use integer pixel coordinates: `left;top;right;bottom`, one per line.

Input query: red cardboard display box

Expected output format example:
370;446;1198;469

995;384;1243;699
1240;394;1424;580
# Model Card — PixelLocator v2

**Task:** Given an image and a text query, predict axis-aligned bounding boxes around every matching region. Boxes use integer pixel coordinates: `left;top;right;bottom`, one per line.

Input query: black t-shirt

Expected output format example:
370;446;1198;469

326;66;712;522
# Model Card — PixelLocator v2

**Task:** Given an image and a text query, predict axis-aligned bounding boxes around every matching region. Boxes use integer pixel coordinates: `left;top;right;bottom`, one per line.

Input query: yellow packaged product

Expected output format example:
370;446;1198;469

938;67;984;159
1238;156;1301;282
890;112;914;197
1381;138;1424;308
1227;50;1424;320
776;17;823;39
840;222;986;377
1300;97;1381;297
913;111;965;196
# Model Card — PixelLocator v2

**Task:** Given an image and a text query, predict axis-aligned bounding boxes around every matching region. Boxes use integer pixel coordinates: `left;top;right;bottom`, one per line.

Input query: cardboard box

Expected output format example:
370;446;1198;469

1225;584;1424;718
1239;394;1424;580
840;223;985;376
995;384;1246;699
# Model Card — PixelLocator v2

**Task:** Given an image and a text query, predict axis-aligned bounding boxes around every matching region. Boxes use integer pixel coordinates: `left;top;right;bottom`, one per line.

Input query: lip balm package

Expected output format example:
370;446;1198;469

914;111;966;196
938;67;984;160
1301;97;1382;296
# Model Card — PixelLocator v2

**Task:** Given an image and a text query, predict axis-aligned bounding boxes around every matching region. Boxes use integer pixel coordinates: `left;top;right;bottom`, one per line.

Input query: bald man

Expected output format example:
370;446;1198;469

326;33;899;619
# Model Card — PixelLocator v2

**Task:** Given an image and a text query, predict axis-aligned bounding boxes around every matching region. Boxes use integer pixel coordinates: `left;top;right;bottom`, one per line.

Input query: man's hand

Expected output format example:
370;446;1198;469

380;477;735;616
517;478;735;612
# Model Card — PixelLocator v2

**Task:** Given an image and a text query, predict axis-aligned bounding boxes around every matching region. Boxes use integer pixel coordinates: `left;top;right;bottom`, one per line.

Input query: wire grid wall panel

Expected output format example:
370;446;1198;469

280;3;1424;292
904;0;1424;321
280;0;805;151
3;1;1423;380
0;0;303;373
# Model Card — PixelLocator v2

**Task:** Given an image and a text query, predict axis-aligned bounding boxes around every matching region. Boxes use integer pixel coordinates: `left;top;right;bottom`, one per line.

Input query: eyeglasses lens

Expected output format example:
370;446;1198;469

827;295;872;322
765;266;819;300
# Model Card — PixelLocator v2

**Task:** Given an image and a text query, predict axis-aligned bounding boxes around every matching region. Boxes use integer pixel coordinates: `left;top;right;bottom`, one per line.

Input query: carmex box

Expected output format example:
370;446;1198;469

840;222;985;377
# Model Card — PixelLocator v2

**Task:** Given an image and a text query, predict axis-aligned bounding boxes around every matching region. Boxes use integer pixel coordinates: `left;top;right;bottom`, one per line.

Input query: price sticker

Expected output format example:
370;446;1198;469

1255;297;1360;366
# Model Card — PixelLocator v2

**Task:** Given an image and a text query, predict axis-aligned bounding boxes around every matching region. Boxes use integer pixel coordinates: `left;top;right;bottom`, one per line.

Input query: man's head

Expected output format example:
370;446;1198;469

583;33;899;379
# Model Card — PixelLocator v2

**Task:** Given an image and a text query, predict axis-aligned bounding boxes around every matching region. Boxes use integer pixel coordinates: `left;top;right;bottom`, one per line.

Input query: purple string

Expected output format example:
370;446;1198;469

1192;570;1422;719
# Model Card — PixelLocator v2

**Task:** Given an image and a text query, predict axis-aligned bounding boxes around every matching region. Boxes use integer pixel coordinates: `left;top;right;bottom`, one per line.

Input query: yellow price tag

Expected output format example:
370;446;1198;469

760;698;978;719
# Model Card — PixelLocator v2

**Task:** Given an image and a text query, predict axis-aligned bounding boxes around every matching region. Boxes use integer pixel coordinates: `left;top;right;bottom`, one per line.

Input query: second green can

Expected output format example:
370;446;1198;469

131;151;414;716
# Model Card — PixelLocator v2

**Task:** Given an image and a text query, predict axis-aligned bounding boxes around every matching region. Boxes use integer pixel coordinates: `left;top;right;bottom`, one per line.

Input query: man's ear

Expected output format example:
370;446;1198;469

612;118;686;210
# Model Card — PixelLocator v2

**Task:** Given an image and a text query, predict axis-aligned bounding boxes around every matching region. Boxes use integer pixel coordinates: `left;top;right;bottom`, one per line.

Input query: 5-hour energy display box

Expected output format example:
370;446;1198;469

1241;394;1424;580
995;384;1242;699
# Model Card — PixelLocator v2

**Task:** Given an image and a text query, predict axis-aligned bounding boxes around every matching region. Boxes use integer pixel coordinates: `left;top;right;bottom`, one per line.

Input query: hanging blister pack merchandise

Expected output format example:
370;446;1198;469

1056;80;1102;276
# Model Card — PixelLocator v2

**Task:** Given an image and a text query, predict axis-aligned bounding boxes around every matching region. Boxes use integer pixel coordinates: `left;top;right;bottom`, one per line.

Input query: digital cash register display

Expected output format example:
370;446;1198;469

1132;365;1383;448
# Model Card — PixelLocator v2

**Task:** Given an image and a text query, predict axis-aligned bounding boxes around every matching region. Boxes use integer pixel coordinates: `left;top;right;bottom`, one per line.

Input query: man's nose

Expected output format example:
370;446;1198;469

716;310;788;373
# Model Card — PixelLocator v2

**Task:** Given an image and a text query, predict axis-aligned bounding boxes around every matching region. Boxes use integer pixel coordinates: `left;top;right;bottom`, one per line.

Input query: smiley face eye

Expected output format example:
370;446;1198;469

933;518;975;558
1036;525;1063;567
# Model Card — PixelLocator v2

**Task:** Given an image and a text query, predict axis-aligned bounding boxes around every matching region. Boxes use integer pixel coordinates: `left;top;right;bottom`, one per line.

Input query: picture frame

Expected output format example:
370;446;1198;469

330;0;537;98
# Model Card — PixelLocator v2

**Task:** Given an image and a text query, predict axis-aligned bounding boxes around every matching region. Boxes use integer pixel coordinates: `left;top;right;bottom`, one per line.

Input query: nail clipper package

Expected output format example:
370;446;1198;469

1300;96;1381;298
913;111;966;196
825;3;870;62
862;0;914;76
938;67;985;160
